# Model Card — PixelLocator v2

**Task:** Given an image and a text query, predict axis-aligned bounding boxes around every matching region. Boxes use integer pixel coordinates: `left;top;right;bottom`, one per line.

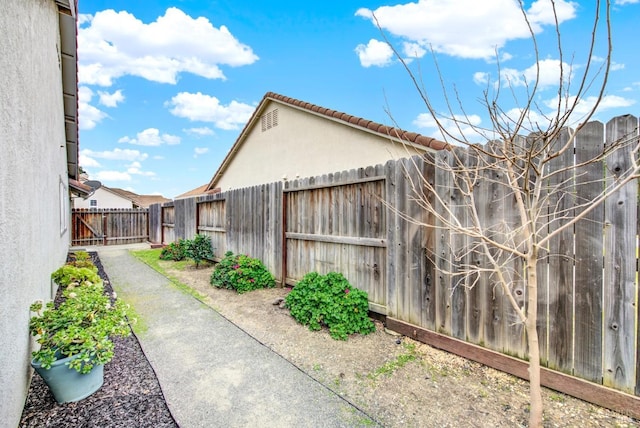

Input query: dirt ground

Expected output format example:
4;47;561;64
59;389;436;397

163;261;637;428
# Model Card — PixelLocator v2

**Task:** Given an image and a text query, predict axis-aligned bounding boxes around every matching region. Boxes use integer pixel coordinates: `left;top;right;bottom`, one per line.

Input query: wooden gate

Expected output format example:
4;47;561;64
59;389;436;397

284;169;388;313
71;209;149;246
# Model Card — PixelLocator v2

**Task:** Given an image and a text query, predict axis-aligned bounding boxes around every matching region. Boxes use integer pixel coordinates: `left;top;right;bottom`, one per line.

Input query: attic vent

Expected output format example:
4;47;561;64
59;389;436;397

261;109;279;132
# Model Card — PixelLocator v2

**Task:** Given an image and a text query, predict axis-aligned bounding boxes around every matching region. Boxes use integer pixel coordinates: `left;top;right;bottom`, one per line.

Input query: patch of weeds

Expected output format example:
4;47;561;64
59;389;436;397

478;389;489;398
313;364;322;371
131;249;206;302
549;393;566;403
368;342;418;381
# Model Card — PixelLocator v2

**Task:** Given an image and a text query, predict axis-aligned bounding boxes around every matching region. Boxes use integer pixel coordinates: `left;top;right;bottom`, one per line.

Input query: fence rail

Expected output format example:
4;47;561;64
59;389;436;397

148;115;640;414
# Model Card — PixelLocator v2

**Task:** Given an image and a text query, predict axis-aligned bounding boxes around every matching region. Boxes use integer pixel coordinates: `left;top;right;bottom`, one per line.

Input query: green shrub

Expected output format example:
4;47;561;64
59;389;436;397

68;251;95;269
159;239;187;261
51;265;101;288
285;272;375;340
210;251;276;293
184;234;214;268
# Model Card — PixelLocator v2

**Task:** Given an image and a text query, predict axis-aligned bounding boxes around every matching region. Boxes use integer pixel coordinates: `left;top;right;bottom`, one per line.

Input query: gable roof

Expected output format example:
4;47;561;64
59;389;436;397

107;188;171;208
174;183;220;199
205;92;446;192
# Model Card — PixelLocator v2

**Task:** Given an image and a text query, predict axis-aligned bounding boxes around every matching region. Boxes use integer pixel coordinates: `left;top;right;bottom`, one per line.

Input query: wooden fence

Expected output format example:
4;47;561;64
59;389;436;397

71;208;148;246
148;116;640;414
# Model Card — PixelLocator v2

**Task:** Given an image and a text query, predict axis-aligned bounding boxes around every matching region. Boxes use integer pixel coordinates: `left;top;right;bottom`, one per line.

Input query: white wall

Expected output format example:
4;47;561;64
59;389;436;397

216;101;426;191
73;188;134;209
0;1;71;424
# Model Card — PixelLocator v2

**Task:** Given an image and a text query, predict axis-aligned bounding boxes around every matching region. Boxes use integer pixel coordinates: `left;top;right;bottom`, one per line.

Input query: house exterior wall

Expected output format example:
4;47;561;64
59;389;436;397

73;188;134;209
0;1;71;424
215;102;426;191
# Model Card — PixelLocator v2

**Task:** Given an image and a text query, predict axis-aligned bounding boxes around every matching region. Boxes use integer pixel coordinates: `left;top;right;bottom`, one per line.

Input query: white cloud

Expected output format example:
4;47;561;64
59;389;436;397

79;7;258;86
614;0;639;4
355;39;394;67
193;147;210;158
167;92;255;130
413;112;484;142
119;128;181;146
98;89;125;107
94;171;132;181
127;161;156;176
500;59;573;89
544;94;636;118
473;72;490;85
184;127;215;137
79;153;101;168
356;0;577;60
78;86;107;130
81;148;148;162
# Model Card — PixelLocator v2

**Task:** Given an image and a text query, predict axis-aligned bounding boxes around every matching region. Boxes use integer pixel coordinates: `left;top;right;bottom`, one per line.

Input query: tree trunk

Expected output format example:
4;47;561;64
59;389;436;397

526;255;543;427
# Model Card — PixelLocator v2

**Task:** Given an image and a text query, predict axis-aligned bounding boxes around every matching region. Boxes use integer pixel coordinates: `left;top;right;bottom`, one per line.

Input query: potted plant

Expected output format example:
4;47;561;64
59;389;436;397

29;262;132;403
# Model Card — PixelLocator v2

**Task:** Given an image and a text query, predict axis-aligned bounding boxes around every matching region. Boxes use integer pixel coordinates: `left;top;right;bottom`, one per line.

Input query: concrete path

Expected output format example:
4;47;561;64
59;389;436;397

96;245;377;428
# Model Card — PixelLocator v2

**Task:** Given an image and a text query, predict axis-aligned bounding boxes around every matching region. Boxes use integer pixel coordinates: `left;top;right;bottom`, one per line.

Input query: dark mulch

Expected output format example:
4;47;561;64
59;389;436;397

19;253;177;428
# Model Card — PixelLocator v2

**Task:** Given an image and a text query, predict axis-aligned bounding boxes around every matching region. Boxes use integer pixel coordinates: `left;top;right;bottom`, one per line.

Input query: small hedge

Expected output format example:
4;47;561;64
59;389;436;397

285;272;375;340
159;239;187;261
210;251;276;293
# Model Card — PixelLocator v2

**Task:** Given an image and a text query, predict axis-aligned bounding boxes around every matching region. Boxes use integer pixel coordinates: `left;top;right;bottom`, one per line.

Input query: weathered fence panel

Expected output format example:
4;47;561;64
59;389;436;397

196;196;227;260
145;115;640;409
71;209;148;246
161;204;175;244
284;167;387;312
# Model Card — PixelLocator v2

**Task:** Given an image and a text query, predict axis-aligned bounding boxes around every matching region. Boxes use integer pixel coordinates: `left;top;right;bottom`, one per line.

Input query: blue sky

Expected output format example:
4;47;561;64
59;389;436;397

77;0;640;198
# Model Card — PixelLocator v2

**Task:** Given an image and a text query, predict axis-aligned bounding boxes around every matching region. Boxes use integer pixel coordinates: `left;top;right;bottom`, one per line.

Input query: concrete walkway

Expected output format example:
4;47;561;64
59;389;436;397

95;245;377;428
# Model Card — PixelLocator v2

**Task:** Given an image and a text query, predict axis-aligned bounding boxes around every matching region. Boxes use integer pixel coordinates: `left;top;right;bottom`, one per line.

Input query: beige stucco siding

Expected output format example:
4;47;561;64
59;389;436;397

0;1;71;424
216;102;425;190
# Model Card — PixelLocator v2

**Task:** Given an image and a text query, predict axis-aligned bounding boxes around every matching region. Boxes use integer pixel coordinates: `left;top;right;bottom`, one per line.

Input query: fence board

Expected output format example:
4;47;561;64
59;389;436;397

546;128;574;373
574;121;605;383
603;115;638;393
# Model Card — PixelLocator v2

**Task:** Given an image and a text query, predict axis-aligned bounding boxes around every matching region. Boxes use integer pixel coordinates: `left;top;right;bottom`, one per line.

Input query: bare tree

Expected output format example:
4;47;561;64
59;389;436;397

379;0;638;426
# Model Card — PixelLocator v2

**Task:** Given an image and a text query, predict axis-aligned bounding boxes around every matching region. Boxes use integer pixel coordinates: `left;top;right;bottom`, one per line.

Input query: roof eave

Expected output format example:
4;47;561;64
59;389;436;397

58;0;79;180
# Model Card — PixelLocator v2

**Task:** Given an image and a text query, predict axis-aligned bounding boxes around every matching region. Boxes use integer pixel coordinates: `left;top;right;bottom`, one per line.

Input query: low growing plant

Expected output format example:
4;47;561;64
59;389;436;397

29;281;133;373
159;239;187;261
184;234;214;268
51;264;100;288
68;251;95;269
210;251;276;293
285;272;375;340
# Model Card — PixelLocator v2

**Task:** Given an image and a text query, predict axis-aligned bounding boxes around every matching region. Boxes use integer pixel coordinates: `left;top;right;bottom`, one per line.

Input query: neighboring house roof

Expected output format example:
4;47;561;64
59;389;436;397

107;188;171;208
205;92;446;192
68;178;92;197
174;184;220;199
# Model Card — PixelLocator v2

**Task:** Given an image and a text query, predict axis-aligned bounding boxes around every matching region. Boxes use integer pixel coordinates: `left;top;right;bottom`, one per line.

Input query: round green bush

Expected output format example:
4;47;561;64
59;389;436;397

210;251;276;293
285;272;375;340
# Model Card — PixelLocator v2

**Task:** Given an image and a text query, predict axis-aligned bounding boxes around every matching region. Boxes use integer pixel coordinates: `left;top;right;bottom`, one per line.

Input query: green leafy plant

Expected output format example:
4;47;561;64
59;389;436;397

51;264;100;288
285;272;375;340
159;239;187;261
68;251;95;269
210;251;276;293
184;234;214;268
29;277;133;373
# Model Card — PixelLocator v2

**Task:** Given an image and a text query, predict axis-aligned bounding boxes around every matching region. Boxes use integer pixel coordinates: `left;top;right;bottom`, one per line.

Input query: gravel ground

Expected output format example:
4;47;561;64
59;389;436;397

19;253;177;428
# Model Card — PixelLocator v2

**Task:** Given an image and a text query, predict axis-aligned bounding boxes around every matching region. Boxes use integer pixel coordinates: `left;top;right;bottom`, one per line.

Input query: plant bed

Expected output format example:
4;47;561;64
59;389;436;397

19;252;177;428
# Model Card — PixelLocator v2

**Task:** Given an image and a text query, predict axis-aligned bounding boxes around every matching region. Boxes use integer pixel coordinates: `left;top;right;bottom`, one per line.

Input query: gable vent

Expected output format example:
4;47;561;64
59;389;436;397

261;109;279;132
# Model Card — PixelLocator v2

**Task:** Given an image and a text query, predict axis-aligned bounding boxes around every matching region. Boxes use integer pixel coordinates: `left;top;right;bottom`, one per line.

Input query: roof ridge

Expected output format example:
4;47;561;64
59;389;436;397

263;92;447;150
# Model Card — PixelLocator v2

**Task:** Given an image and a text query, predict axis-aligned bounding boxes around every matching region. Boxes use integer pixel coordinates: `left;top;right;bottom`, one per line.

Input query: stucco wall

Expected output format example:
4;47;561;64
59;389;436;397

73;188;134;209
0;0;71;424
216;102;426;191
